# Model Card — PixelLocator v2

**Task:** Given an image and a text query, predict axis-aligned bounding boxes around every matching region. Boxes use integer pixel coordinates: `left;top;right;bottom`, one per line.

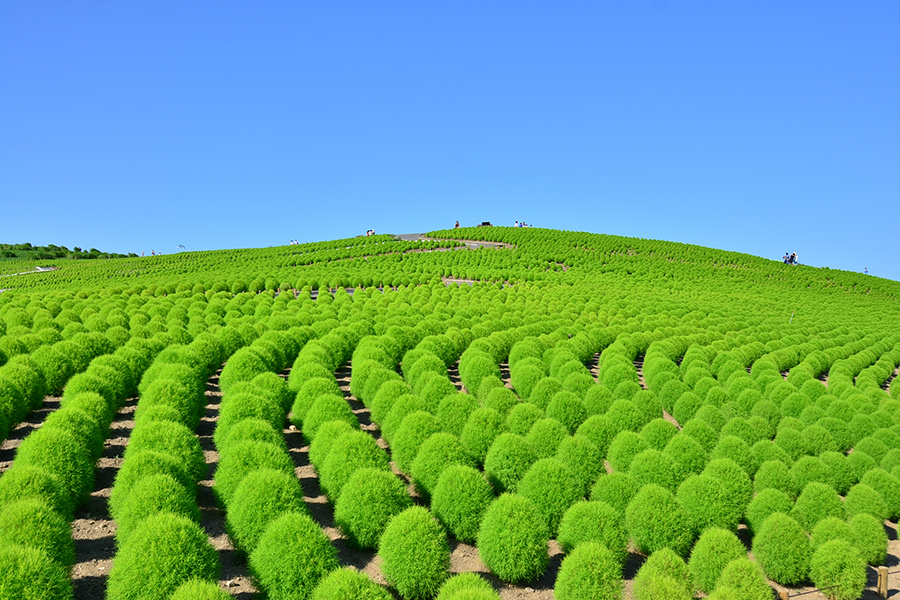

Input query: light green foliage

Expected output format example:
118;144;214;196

335;468;412;549
554;542;623;600
320;430;390;502
790;481;844;532
0;544;73;600
848;513;888;566
714;558;772;600
171;580;233;600
411;432;475;499
430;464;494;543
459;407;506;464
809;540;867;600
555;434;603;496
379;507;449;600
556;501;628;564
524;418;569;459
515;457;582;535
688;527;745;593
213;440;294;506
435;572;498;600
476;493;549;583
113;473;200;546
625;484;694;557
483;433;537;493
607;430;650;472
0;498;76;569
227;468;307;554
311;568;393;600
752;512;811;585
590;471;639;515
744;488;793;536
633;547;692;600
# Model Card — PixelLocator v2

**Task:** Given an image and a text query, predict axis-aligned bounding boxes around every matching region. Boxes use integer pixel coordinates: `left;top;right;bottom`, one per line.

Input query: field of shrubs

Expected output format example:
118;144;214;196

0;226;899;600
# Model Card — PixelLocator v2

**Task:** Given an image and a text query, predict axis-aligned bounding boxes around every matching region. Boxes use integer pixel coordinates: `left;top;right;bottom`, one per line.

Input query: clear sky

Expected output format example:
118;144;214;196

2;3;898;280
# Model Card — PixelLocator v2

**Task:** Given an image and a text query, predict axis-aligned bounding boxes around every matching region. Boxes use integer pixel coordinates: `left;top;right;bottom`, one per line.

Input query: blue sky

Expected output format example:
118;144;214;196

2;3;898;280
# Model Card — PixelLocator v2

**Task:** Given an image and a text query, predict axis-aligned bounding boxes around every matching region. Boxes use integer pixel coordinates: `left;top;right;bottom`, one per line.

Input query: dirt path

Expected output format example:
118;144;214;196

0;395;61;472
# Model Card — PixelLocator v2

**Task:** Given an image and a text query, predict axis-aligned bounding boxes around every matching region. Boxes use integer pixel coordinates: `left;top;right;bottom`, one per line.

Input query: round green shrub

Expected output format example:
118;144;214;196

60;391;113;429
0;464;72;520
744;488;792;536
575;414;617;456
126;419;206;482
639;418;678;451
138;377;204;430
754;459;798;499
709;435;756;476
369;379;412;425
810;516;854;551
688;527;745;593
545;391;588;434
476;493;548;583
556;500;627;564
113;473;200;546
482;385;519;416
555;434;603;496
791;454;828;490
391;410;441;473
629;448;683;493
0;498;75;568
459;407;506;465
301;394;357;444
378;506;449;600
334;468;412;548
106;512;219;600
714;558;772;600
381;395;430;444
515;457;581;536
505;402;544;436
110;450;193;517
14;427;95;505
435;572;497;600
607;430;650;473
752;512;811;585
308;420;357;470
694;404;726;431
809;540;866;600
213;440;294;506
625;484;694;557
319;430;390;502
848;513;888;566
524;418;568;459
249;511;340;600
217;389;285;445
430;464;493;543
855;436;889;463
41;408;105;461
860;468;900;519
790;482;844;532
554;542;622;600
311;568;392;600
681;418;717;451
590;471;638;515
583;384;615;415
675;473;741;533
846;450;876;481
844;483;889;521
633;547;691;600
217;417;286;454
605;398;644;432
171;579;233;600
227;468;307;553
750;439;792;468
411;432;475;499
483;433;537;493
436;393;479;437
663;433;707;477
0;544;73;600
702;459;753;526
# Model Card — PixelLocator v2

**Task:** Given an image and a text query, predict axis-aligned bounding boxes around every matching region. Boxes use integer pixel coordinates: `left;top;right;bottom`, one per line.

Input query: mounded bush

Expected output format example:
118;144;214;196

308;420;356;470
709;435;756;476
0;464;73;520
640;418;678;450
213;440;294;506
575;414;617;456
791;454;828;491
554;542;622;600
106;512;219;600
752;512;811;585
435;572;497;600
319;430;390;502
113;473;200;546
482;385;519;416
791;482;844;532
629;448;683;493
0;498;75;569
688;527;745;593
125;419;206;482
860;468;900;519
524;418;568;459
14;427;95;505
702;458;753;527
754;459;798;499
459;407;506;465
556;500;627;564
411;432;475;499
227;468;307;553
555;434;603;496
681;418;718;451
39;407;106;461
546;391;588;434
335;468;412;549
217;417;286;455
110;450;193;517
138;377;204;430
430;464;493;543
714;558;772;600
583;384;615;415
844;483;889;521
607;431;650;473
848;513;888;566
590;471;639;515
436;393;479;437
483;433;537;493
0;544;73;600
633;547;691;600
249;511;340;600
476;493;549;583
381;395;430;444
810;516;854;551
171;579;233;600
744;488;792;536
625;483;694;557
663;433;707;477
516;457;581;536
311;568;393;600
301;394;357;444
676;473;741;532
809;540;866;600
379;506;449;600
390;410;441;473
505;402;544;436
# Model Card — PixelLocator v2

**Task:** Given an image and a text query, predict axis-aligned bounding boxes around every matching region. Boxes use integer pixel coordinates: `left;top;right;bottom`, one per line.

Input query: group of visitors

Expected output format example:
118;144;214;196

514;221;531;228
365;229;376;236
288;240;299;245
783;252;799;265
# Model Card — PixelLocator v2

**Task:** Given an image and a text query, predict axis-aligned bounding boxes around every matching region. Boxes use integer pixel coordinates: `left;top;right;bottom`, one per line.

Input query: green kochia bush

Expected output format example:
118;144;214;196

0;464;73;520
106;512;219;600
688;527;745;594
430;465;494;543
483;433;537;493
524;418;568;459
714;558;772;600
227;468;307;554
556;501;628;565
113;473;200;546
319;430;390;502
590;471;639;515
170;579;233;600
411;432;475;499
477;493;549;583
625;484;694;557
459;407;506;465
125;420;206;483
0;544;74;600
744;488;793;536
629;448;683;493
843;483;889;521
217;417;286;454
308;420;356;469
515;458;582;536
391;411;441;474
505;402;544;436
335;468;412;549
676;473;741;533
249;511;340;600
554;542;622;600
301;393;357;444
607;431;650;472
435;572;498;600
555;434;603;496
809;540;866;600
213;440;295;506
633;547;692;600
311;568;393;600
14;427;95;506
379;507;449;600
848;513;888;566
752;513;811;585
109;450;193;517
0;498;76;569
790;482;843;532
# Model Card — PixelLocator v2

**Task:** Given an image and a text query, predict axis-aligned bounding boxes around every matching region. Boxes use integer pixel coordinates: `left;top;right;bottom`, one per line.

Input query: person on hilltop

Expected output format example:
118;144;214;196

515;221;519;228
455;221;460;229
791;252;798;265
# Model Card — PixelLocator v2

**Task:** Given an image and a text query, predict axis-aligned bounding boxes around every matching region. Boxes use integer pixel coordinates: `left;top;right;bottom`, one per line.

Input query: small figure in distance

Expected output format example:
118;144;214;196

783;252;789;264
865;267;868;274
515;221;519;228
455;221;460;229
